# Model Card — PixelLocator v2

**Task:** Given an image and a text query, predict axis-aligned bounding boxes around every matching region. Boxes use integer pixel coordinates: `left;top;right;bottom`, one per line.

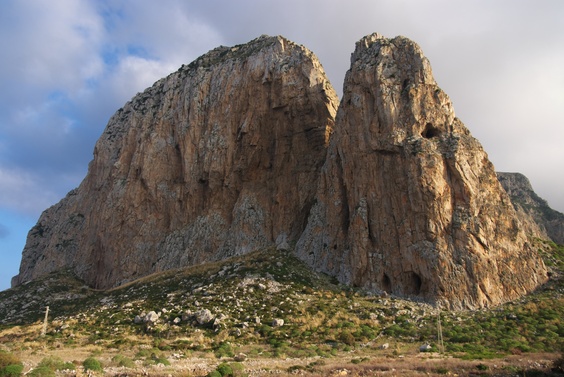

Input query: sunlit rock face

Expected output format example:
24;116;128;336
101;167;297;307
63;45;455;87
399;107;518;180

296;34;547;310
14;33;547;310
14;35;338;289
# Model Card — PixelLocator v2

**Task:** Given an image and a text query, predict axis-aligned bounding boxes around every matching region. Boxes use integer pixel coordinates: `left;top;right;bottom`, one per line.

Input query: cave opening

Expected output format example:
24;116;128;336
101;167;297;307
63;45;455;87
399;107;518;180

382;273;392;293
410;271;422;295
421;123;440;139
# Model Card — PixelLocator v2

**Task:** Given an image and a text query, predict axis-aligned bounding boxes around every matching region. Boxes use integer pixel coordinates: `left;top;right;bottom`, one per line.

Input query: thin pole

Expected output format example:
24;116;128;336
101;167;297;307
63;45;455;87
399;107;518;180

437;308;444;354
41;306;49;336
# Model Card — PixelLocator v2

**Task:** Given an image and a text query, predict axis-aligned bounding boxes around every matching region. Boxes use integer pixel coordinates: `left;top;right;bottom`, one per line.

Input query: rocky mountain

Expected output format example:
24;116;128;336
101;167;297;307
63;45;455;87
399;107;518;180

13;35;338;289
498;172;564;244
295;34;546;309
13;34;548;309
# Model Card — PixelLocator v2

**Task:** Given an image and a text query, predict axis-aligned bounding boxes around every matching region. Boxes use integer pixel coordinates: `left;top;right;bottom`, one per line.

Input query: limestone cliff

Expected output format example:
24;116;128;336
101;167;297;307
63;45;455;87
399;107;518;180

296;34;547;309
498;172;564;244
14;33;548;310
13;35;338;289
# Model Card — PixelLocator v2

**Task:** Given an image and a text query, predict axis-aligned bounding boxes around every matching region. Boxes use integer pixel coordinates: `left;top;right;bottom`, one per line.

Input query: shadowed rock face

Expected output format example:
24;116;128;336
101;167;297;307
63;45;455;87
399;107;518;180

13;35;338;289
296;34;547;310
14;33;547;309
498;172;564;244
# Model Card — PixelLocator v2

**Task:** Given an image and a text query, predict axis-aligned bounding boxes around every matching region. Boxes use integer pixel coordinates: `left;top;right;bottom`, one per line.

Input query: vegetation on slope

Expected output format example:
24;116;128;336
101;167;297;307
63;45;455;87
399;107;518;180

0;239;562;376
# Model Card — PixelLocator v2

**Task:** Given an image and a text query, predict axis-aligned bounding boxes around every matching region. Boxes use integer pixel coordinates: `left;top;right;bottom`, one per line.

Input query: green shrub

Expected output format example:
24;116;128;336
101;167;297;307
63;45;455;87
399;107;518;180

135;349;152;358
214;342;234;358
0;364;23;377
82;357;103;372
212;362;246;377
37;357;74;371
0;351;23;377
27;366;54;377
288;365;306;373
339;331;355;346
153;357;170;366
230;362;245;376
0;352;21;369
476;364;489;371
216;363;233;376
111;355;135;368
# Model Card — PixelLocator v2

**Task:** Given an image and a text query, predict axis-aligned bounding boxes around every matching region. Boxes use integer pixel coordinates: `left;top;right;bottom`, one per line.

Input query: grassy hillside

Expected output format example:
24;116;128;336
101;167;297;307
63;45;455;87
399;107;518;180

0;240;562;376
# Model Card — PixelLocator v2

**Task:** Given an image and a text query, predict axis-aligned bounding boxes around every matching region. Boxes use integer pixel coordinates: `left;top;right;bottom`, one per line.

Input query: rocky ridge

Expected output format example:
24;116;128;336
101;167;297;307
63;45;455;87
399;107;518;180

295;34;546;309
498;172;564;244
13;34;550;309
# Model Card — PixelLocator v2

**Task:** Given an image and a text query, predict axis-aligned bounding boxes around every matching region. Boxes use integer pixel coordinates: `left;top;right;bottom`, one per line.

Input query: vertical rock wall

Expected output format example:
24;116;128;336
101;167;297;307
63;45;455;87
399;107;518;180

296;34;547;309
14;33;548;309
14;36;338;289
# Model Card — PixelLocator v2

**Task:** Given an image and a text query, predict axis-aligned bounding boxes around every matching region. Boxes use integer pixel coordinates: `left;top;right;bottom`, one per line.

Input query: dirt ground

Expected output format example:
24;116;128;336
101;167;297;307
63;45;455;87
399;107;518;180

9;345;562;376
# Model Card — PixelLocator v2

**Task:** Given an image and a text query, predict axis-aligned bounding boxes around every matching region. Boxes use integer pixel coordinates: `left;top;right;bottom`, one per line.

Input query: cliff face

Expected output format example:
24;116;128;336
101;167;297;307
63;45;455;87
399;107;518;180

498;172;564;244
296;34;547;309
14;35;338;289
14;34;548;309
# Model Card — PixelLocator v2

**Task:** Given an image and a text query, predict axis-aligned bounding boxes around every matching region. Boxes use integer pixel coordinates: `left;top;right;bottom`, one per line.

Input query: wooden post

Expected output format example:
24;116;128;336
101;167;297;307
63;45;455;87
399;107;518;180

41;306;49;336
437;308;444;354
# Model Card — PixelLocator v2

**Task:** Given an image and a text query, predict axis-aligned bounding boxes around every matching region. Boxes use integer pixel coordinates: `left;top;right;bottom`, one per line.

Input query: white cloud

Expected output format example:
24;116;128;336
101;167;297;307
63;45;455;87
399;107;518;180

0;0;562;220
0;166;61;216
0;0;104;97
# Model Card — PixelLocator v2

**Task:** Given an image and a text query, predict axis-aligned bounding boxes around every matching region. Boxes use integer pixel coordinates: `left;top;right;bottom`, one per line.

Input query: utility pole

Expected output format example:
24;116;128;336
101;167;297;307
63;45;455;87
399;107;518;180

437;307;444;354
41;306;49;337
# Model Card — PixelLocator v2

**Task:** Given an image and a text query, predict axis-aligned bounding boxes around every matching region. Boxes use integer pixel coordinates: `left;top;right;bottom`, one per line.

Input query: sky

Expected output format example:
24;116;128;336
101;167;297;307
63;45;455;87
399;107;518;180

0;1;563;291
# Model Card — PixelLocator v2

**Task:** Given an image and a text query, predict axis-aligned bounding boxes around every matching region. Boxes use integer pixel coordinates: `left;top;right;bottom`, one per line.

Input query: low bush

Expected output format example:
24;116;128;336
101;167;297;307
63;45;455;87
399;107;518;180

111;355;135;368
0;352;20;369
214;342;234;358
0;351;22;377
82;357;103;372
26;367;54;377
339;331;355;346
0;364;23;377
209;362;246;377
37;356;74;371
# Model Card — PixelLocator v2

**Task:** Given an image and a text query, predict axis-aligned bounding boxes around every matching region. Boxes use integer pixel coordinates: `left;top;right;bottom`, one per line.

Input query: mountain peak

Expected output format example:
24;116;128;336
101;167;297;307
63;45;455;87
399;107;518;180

13;34;549;310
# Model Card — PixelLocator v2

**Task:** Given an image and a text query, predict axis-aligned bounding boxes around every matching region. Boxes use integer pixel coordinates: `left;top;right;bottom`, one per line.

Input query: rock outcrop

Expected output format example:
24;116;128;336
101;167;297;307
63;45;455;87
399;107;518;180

296;34;547;309
13;33;548;310
498;172;564;244
13;35;338;289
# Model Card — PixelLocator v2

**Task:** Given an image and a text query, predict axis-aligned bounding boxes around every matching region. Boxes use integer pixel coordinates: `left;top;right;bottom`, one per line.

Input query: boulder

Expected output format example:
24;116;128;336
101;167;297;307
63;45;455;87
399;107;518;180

194;309;214;325
143;311;159;324
272;318;284;327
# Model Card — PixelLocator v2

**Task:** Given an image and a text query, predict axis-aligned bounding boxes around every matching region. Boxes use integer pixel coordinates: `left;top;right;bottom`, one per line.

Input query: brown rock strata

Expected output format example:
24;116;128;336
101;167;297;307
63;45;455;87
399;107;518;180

296;34;547;309
14;35;338;289
14;34;548;310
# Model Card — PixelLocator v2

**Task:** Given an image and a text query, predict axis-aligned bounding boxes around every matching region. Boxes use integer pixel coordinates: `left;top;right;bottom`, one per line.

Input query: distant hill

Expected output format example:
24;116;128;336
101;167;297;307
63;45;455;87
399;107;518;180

498;172;564;244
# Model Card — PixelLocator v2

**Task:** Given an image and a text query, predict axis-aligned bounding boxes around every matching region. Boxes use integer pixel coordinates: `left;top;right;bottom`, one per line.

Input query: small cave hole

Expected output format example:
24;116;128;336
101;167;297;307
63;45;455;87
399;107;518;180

402;78;410;91
410;272;422;295
382;273;392;294
421;123;440;139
